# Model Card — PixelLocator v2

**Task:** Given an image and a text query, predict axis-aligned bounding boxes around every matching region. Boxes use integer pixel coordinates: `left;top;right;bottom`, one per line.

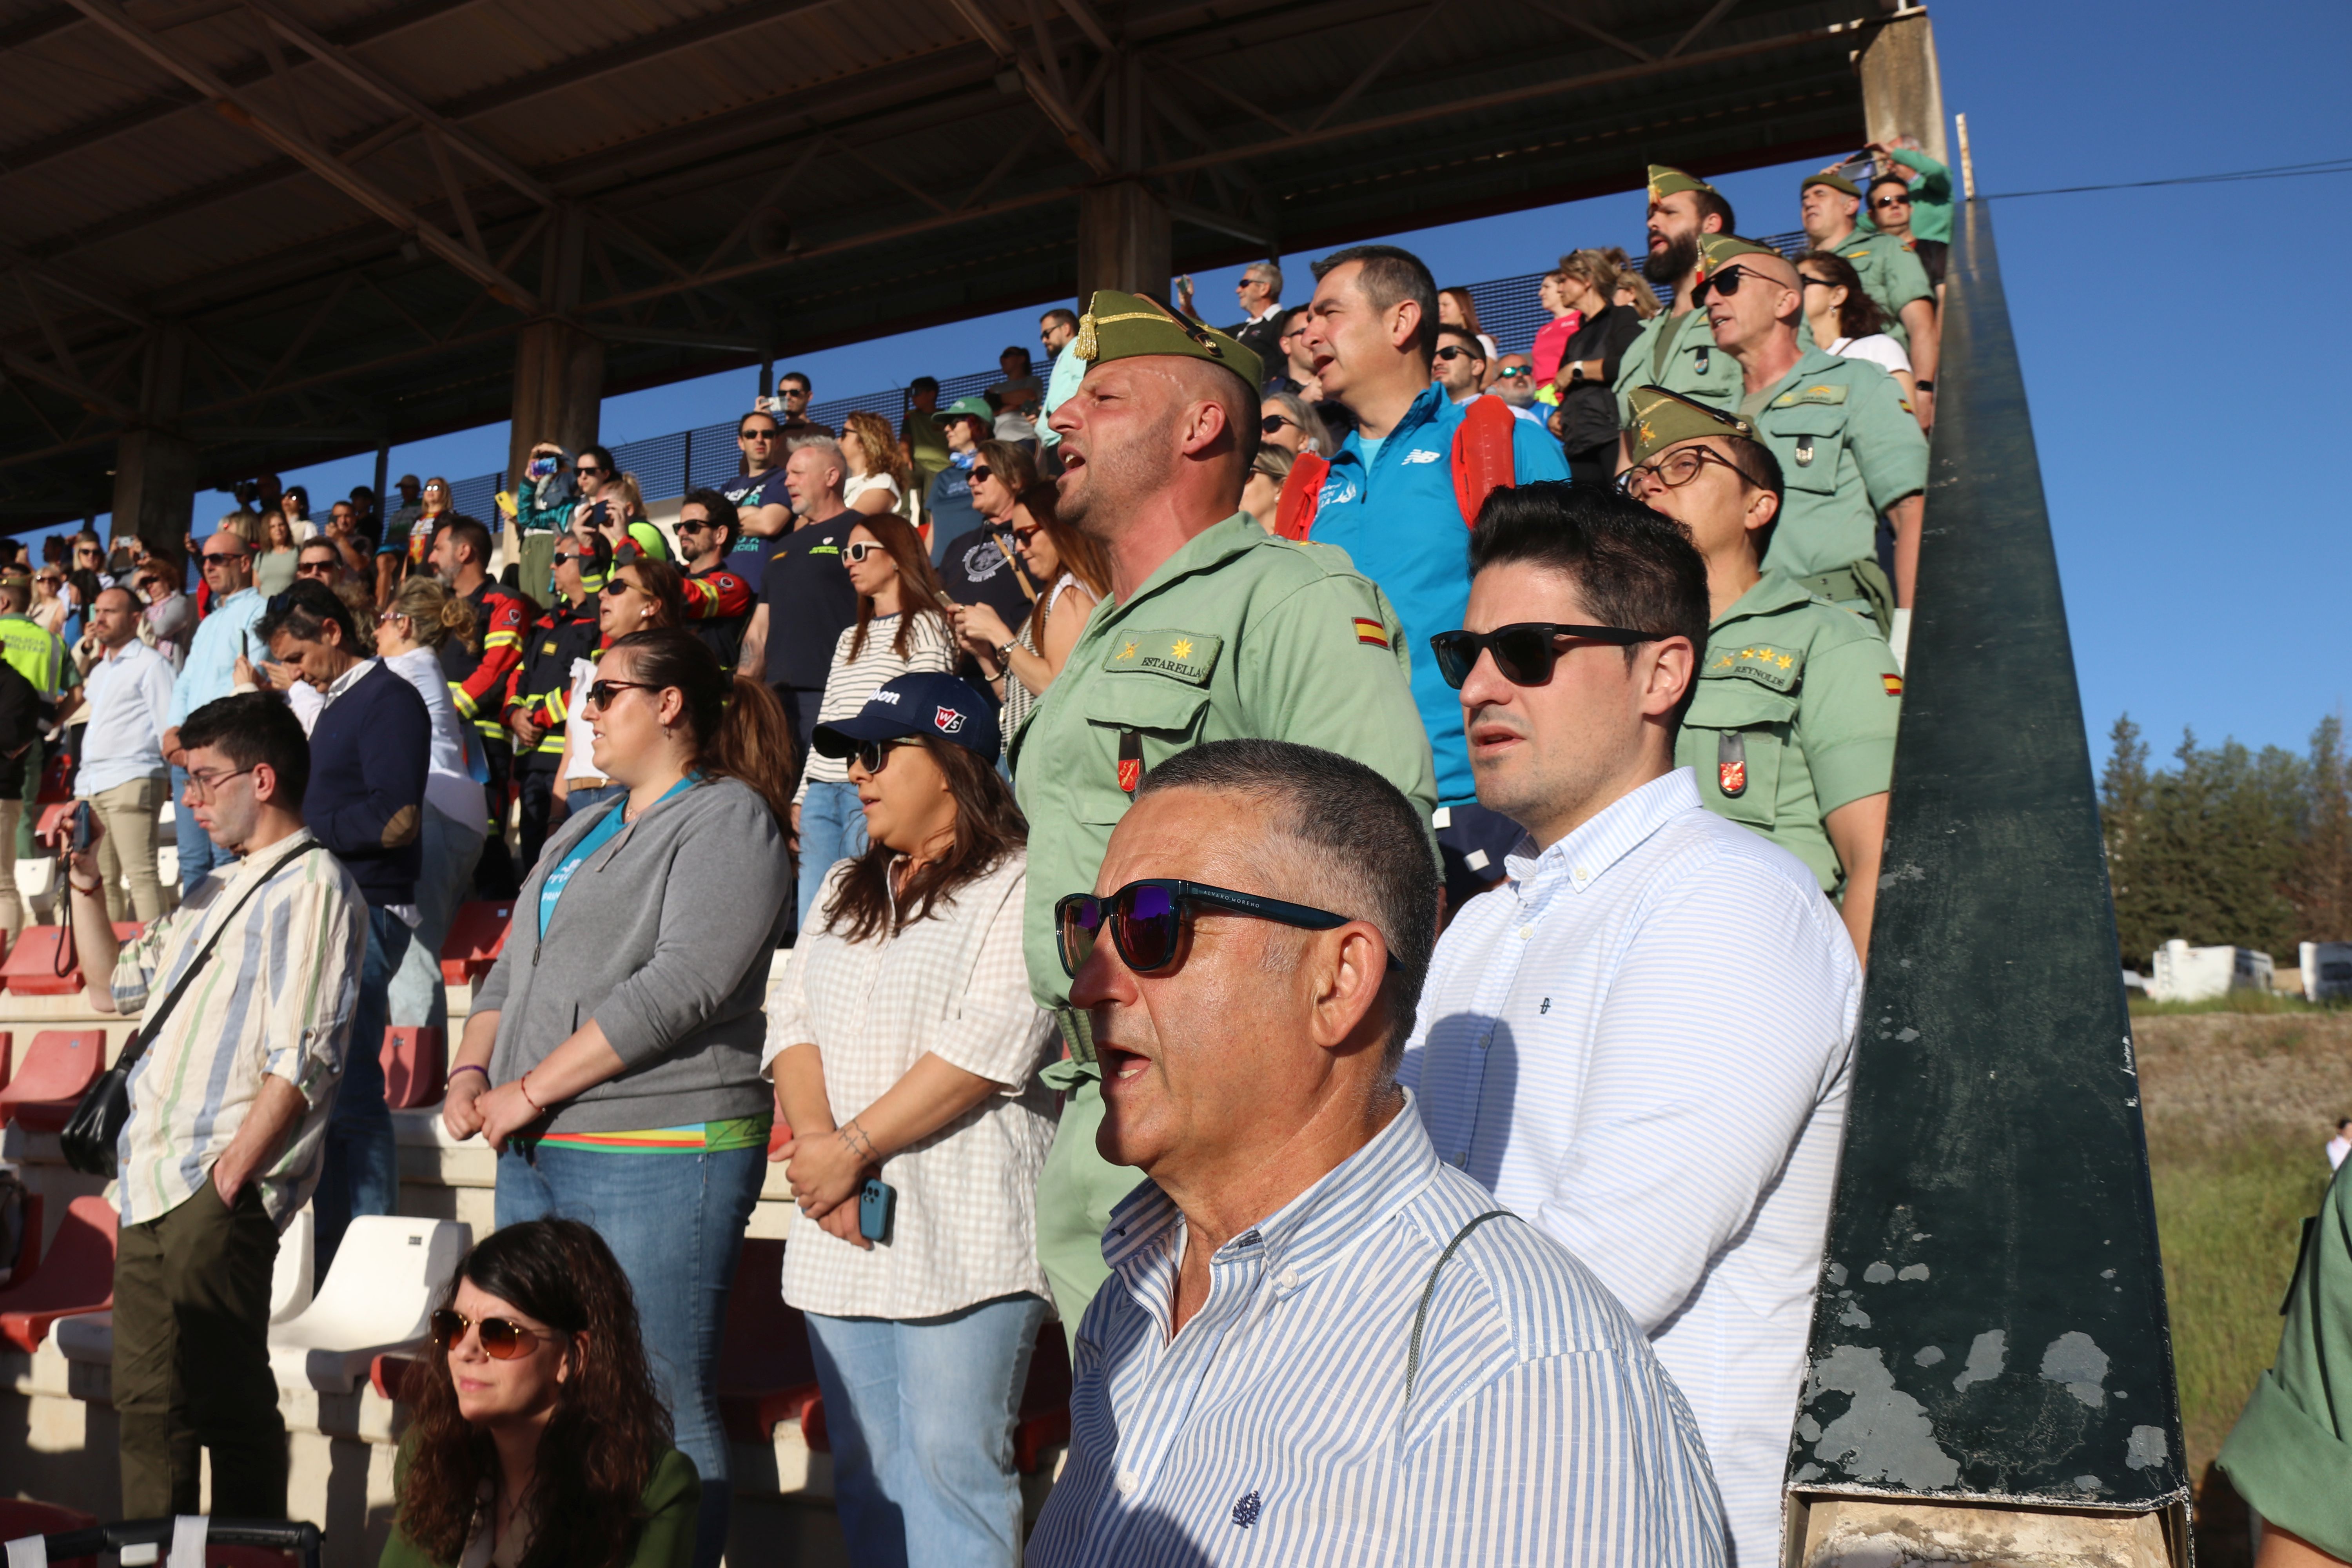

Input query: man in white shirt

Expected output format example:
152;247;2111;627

74;585;176;923
1400;481;1861;1568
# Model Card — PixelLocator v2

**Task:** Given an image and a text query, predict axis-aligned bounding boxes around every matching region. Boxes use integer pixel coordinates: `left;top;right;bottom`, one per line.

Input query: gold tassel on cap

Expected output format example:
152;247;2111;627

1074;304;1100;361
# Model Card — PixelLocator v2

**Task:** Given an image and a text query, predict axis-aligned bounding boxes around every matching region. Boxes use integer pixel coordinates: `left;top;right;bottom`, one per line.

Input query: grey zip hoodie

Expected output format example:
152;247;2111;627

475;775;792;1133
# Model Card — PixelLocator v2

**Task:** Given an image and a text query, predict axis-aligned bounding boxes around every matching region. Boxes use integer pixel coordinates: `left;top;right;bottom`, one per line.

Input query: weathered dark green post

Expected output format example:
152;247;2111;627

1780;199;2191;1566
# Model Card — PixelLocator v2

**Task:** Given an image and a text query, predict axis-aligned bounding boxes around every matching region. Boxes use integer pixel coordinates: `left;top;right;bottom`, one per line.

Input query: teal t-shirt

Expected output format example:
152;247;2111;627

539;775;699;938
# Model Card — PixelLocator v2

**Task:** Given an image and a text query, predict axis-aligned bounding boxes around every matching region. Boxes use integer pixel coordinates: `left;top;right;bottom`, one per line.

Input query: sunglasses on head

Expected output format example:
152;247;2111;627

1055;878;1396;978
1428;622;1660;689
430;1308;548;1360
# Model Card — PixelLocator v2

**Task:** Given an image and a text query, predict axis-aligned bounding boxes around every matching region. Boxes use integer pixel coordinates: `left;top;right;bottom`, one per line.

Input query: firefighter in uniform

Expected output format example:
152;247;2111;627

504;532;606;871
428;517;529;895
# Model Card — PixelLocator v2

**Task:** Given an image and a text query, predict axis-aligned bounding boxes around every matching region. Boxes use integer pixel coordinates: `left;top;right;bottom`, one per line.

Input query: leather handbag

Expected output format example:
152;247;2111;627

60;840;322;1178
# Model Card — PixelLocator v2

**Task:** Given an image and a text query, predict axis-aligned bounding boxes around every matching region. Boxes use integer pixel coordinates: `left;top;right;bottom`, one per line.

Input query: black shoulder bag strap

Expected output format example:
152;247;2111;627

59;838;324;1178
1402;1209;1519;1411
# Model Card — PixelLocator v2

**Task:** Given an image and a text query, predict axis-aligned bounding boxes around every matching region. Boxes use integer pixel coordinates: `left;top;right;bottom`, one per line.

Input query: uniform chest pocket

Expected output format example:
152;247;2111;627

1768;397;1852;497
1683;673;1799;828
1074;675;1212;824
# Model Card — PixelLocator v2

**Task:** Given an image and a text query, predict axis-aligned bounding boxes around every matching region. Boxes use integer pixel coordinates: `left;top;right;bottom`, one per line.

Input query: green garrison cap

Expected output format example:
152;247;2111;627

1695;232;1785;279
1646;165;1716;201
1071;290;1261;393
1624;385;1759;465
1802;171;1861;199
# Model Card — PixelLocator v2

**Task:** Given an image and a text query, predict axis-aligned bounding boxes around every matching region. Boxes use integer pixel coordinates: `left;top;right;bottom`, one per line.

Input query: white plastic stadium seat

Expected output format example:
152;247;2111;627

268;1216;470;1392
54;1307;111;1366
56;1206;314;1370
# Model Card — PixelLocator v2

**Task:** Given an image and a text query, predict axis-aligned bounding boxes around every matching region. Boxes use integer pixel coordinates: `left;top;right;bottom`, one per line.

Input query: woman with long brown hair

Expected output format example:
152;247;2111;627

949;474;1107;761
839;408;914;521
382;1218;697;1568
445;627;794;1568
254;509;300;596
552;547;686;817
792;512;955;924
765;673;1053;1568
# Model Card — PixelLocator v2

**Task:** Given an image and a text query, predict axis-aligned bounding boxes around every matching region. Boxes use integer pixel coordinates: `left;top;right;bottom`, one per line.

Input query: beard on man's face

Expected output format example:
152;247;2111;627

1644;230;1699;286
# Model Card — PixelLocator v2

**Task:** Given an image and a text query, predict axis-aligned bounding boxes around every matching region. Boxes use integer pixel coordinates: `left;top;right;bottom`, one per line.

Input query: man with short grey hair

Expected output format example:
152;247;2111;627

1028;739;1725;1568
1228;260;1287;367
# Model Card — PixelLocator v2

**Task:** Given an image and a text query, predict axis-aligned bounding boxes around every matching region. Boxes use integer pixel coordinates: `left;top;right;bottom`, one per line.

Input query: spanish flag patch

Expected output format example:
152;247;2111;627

1354;617;1389;648
1882;673;1904;696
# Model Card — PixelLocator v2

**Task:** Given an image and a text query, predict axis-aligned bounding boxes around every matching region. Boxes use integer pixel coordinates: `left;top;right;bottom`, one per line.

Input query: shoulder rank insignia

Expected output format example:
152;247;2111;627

1106;628;1221;683
1353;617;1389;648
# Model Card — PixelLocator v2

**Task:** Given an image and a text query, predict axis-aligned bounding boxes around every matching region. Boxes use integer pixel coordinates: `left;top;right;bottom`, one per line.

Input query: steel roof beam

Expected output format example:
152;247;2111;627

61;0;541;310
936;0;1114;175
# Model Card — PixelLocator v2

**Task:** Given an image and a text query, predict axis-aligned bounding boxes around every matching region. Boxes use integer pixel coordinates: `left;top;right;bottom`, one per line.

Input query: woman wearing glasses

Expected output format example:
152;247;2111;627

384;1218;699;1568
764;673;1054;1568
552;551;685;818
951;486;1107;757
1258;388;1330;459
444;627;794;1568
792;515;955;925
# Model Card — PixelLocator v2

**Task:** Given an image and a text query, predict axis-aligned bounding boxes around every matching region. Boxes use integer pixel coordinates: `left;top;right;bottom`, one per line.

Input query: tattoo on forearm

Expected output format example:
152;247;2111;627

839;1119;877;1163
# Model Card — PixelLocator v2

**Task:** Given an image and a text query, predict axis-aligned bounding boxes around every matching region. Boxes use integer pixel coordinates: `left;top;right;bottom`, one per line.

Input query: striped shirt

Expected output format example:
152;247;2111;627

1400;769;1859;1568
792;611;955;801
114;829;369;1228
1027;1098;1727;1568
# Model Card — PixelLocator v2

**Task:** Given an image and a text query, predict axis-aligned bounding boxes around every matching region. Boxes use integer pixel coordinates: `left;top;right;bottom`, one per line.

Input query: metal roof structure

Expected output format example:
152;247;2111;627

0;0;1895;527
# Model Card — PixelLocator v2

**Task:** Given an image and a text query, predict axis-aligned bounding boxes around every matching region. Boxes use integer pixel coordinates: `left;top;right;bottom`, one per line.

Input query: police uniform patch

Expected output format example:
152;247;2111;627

1353;617;1389;648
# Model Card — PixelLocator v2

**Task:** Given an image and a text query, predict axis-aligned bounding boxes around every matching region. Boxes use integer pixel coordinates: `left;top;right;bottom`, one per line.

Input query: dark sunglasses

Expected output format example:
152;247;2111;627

1055;878;1394;978
200;550;247;564
584;678;650;710
1691;265;1777;307
844;541;885;563
673;517;711;533
1495;366;1532;379
430;1308;546;1360
574;464;604;476
1871;193;1911;209
969;465;995;484
1433;346;1478;362
1261;413;1299;435
822;735;918;775
1429;622;1660;689
740;428;777;441
295;561;337;577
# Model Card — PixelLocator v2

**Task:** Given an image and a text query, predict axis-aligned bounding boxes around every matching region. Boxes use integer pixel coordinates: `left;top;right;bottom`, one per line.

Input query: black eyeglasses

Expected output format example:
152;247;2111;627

429;1308;546;1360
1690;265;1775;306
584;678;651;710
1429;622;1660;689
1618;445;1748;499
1871;193;1911;209
1055;878;1396;978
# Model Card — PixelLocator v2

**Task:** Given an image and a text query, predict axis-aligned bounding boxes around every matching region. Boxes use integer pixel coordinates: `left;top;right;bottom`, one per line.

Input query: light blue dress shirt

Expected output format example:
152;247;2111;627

1400;768;1860;1568
165;585;266;729
1028;1097;1727;1567
75;639;175;796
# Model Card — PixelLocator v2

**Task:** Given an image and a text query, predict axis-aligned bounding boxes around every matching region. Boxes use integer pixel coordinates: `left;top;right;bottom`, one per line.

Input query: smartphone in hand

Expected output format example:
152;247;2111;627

858;1178;896;1243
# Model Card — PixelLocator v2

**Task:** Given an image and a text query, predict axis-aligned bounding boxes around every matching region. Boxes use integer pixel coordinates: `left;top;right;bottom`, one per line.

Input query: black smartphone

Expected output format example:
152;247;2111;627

858;1178;896;1243
69;800;93;852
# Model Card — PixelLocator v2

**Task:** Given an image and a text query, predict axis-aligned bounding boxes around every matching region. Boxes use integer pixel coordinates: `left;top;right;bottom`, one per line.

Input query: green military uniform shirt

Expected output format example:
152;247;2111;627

1614;307;1743;425
1740;347;1928;603
1675;572;1902;895
2218;1165;2352;1560
1832;229;1935;351
1010;512;1438;1328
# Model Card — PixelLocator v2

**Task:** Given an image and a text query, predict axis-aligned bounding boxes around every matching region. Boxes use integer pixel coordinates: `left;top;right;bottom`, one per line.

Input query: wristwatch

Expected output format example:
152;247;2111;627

1914;379;1935;392
996;638;1018;662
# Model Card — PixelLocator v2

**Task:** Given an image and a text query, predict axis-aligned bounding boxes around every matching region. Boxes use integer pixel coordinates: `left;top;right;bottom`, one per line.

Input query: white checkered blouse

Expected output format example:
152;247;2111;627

763;848;1058;1320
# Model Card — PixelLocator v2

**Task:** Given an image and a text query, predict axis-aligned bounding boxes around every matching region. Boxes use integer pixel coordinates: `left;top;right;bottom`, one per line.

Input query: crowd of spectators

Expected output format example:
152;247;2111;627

28;144;1990;1568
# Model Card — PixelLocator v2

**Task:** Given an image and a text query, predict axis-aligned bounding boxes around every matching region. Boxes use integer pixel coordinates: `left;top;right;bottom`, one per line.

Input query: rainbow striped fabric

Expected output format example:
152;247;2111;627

537;1116;771;1154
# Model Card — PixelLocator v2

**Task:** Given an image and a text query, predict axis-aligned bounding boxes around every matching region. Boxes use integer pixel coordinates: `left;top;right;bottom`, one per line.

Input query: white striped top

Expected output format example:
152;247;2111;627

1400;768;1859;1568
1026;1098;1727;1568
793;609;956;801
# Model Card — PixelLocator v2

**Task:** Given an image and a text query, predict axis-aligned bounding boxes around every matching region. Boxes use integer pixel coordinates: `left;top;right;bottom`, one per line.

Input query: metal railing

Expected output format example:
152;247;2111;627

443;230;1808;519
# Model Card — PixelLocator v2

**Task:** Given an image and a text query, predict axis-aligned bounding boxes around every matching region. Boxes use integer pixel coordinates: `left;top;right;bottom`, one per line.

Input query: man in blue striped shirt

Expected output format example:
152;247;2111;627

1029;740;1724;1568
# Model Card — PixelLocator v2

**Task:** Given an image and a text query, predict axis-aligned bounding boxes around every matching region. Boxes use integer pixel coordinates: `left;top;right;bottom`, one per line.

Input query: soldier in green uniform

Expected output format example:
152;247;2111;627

1694;234;1929;624
1800;171;1939;426
1611;166;1744;440
1620;387;1900;958
1012;290;1439;1337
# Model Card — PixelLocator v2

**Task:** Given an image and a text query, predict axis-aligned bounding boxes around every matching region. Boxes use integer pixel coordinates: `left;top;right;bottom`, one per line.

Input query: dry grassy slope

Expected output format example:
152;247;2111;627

2136;1011;2352;1137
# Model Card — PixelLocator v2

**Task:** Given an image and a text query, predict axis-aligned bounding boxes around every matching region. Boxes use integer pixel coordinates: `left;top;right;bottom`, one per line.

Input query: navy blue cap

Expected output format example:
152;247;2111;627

811;672;1000;760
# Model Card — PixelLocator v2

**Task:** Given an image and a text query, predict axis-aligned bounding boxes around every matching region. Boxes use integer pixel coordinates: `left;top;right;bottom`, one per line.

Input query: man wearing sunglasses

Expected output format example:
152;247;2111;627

1799;171;1938;428
717;415;794;590
1610;166;1744;437
670;490;758;672
1016;289;1436;1338
1621;386;1900;957
1298;244;1568;905
1028;740;1724;1567
1405;484;1860;1568
504;535;605;868
1695;232;1928;624
162;528;266;891
920;396;994;567
1432;322;1488;404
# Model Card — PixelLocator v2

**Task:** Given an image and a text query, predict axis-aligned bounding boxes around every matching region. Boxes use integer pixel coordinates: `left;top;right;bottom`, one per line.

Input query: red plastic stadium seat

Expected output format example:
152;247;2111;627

0;1194;117;1351
439;901;514;985
0;1029;107;1132
715;1239;824;1446
0;1498;100;1568
381;1027;446;1110
1;925;142;996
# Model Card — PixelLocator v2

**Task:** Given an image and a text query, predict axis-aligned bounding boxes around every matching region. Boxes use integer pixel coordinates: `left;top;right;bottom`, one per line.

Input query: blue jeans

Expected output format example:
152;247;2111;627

795;778;869;927
314;906;410;1278
170;764;231;891
497;1141;766;1568
806;1293;1051;1568
387;805;484;1034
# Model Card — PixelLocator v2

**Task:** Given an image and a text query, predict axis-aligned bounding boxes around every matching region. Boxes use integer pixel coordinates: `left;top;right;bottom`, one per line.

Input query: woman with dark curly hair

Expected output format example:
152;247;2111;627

383;1218;697;1568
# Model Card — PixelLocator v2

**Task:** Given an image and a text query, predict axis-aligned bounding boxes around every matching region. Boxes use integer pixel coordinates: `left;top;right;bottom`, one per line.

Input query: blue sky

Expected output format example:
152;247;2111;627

86;0;2350;761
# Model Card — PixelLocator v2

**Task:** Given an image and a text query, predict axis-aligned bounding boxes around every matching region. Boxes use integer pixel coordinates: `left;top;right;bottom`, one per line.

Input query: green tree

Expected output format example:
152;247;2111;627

2106;728;2299;964
2287;714;2352;942
2101;715;2154;960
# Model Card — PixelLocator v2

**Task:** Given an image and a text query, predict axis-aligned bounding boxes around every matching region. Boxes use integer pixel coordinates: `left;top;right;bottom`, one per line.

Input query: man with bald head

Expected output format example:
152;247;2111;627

163;526;267;890
1698;234;1927;623
1013;290;1438;1334
1028;740;1724;1567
